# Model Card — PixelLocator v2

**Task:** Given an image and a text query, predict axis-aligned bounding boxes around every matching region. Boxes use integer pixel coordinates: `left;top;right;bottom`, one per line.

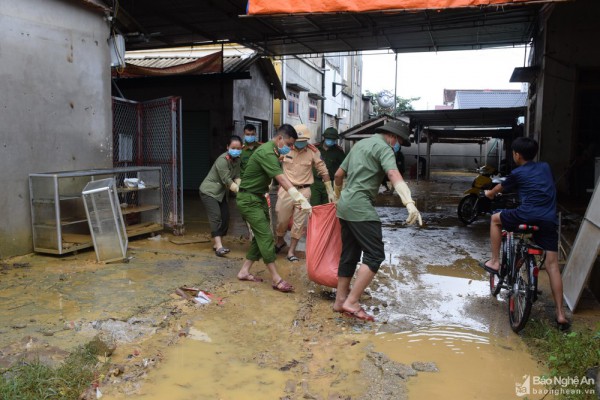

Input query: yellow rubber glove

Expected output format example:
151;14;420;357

334;183;343;200
324;181;336;203
287;187;312;213
229;182;239;193
393;181;422;226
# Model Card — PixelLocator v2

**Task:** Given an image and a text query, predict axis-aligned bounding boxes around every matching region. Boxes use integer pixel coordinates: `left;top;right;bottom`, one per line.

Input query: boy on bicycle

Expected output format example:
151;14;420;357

481;137;570;330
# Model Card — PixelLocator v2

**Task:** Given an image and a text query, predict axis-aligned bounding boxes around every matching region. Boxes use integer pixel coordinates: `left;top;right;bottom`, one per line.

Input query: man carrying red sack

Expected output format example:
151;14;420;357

333;121;422;321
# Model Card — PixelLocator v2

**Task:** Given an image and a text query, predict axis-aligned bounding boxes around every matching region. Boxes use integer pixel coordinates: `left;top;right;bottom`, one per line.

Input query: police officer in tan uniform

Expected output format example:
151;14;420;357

275;125;335;262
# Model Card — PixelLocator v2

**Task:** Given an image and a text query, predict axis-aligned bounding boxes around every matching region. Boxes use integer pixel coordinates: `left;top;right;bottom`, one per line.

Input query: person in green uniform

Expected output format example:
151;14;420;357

332;121;422;321
310;127;346;206
240;124;262;175
199;136;242;257
240;124;263;240
236;124;312;292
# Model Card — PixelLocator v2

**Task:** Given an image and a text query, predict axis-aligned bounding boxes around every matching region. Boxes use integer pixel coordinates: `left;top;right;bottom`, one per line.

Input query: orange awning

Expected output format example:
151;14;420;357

248;0;545;14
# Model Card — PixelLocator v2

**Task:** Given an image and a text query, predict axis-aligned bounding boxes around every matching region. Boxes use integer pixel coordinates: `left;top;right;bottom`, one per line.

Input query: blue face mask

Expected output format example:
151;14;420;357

393;142;401;153
295;141;308;150
244;135;256;143
324;139;336;147
228;149;242;158
278;144;291;155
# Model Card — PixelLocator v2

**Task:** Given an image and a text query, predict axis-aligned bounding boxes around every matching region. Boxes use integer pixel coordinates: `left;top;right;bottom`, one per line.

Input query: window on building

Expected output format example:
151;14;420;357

288;91;299;116
308;99;318;122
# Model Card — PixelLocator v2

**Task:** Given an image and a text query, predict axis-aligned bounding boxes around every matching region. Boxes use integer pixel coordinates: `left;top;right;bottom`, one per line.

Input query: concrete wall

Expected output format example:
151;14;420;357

233;63;273;138
535;0;600;193
323;55;364;135
284;56;323;138
0;0;112;258
403;142;500;171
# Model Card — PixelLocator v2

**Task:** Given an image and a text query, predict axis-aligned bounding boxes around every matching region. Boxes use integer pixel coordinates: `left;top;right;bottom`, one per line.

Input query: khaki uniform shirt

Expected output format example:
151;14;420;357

199;152;241;202
336;134;398;222
240;141;283;194
282;145;329;186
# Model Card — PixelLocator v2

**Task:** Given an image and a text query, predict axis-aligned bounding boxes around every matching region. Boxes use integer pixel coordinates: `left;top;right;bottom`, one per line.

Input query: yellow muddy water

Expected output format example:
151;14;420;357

373;326;544;400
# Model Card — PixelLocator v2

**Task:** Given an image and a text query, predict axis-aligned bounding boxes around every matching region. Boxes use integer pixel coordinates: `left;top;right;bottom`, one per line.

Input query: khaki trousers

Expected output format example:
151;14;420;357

275;186;311;240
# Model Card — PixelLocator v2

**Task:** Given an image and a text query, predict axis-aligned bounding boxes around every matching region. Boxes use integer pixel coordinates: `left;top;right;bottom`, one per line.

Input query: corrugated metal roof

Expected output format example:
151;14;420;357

403;107;526;130
111;0;561;55
454;90;527;109
125;54;259;74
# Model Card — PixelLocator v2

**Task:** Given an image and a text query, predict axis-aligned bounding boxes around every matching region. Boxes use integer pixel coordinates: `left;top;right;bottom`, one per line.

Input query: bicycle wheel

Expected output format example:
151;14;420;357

508;255;533;333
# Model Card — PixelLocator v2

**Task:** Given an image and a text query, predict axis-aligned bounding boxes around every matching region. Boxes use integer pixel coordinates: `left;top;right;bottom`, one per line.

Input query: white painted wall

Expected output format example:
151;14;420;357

0;0;112;257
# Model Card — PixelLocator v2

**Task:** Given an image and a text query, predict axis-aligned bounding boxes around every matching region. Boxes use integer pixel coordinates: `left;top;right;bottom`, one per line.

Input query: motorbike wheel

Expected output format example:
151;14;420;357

457;194;479;225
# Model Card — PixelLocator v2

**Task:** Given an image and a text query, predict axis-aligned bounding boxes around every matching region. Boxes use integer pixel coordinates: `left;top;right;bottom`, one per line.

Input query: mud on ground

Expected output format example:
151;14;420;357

1;171;594;399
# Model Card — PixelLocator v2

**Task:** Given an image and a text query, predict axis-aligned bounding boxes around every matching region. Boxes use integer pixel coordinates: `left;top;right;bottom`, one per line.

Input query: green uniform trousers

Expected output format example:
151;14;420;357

310;179;328;206
237;191;276;264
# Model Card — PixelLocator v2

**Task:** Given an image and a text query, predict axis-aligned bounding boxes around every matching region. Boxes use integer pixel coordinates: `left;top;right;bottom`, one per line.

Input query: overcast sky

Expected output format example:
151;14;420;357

361;46;528;110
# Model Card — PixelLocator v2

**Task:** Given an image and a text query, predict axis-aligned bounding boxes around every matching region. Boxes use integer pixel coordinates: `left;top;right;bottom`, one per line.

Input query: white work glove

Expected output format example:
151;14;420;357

229;182;239;193
394;181;422;226
287;187;312;213
334;183;343;201
324;181;336;203
234;178;241;186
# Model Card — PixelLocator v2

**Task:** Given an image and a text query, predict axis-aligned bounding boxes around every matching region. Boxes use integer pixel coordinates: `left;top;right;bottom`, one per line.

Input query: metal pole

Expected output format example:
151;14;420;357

426;131;432;180
416;125;421;184
394;53;398;116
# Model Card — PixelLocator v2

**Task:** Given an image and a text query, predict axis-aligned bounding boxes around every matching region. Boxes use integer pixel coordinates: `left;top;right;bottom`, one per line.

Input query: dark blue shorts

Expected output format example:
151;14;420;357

499;209;558;252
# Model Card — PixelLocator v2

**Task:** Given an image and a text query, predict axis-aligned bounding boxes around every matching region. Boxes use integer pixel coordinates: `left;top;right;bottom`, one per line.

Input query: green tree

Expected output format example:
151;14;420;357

364;90;420;117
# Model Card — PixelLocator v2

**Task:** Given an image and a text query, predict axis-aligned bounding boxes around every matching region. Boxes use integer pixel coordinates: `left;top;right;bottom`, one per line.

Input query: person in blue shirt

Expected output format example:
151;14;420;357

480;137;569;330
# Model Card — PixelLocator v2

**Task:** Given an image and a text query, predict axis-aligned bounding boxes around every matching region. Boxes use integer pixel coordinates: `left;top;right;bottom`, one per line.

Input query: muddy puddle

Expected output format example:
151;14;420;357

373;325;542;399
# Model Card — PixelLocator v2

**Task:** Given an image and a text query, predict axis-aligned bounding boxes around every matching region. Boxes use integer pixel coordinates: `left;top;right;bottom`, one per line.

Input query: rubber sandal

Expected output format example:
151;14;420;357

275;242;287;254
342;307;375;322
272;279;294;293
286;255;300;262
479;260;499;276
215;247;228;257
237;274;264;283
556;318;571;332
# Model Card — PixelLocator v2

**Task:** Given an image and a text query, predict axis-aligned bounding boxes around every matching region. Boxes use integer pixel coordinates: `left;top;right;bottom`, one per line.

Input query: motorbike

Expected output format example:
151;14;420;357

457;159;519;225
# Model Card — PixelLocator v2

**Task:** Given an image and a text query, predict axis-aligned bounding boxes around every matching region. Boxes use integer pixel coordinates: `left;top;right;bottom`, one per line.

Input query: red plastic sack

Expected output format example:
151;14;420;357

306;203;341;288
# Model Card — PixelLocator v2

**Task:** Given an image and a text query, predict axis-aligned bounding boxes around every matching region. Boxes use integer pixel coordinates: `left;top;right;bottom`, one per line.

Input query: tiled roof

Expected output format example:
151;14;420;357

454;90;527;109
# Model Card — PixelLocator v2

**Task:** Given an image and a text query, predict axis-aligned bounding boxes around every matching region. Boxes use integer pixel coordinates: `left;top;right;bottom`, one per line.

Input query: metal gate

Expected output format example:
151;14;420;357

112;96;184;234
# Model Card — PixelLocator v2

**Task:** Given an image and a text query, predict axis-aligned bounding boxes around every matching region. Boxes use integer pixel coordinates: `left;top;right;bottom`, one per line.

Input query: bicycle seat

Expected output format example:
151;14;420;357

516;224;539;233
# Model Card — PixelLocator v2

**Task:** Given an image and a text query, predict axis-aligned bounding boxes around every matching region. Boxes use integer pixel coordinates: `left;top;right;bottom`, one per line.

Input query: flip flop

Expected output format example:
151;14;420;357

272;279;294;293
556;318;571;332
286;255;300;262
479;260;499;276
275;242;287;254
237;274;264;283
215;247;228;257
342;307;375;322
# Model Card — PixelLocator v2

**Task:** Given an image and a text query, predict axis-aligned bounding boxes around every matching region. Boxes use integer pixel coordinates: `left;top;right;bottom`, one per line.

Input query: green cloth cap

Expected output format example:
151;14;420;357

374;121;411;147
323;127;340;139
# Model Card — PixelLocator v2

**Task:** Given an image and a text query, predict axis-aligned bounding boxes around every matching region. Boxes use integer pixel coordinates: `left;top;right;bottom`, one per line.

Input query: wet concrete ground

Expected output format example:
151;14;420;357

1;171;598;399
